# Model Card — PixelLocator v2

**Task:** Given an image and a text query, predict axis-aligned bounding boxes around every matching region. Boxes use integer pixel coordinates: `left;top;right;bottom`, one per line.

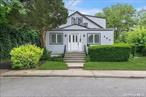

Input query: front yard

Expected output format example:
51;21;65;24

37;61;68;70
84;57;146;70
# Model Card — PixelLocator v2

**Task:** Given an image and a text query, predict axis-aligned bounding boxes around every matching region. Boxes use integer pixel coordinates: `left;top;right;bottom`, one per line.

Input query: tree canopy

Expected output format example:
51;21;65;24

8;0;68;47
0;0;25;25
126;26;146;45
96;3;136;41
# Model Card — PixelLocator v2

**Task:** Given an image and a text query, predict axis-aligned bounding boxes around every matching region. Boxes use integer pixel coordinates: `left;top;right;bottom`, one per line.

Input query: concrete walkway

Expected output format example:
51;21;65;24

1;69;146;78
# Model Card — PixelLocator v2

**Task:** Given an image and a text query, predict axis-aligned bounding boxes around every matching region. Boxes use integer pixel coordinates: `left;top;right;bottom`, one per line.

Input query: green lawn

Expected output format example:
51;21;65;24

37;61;68;70
84;57;146;70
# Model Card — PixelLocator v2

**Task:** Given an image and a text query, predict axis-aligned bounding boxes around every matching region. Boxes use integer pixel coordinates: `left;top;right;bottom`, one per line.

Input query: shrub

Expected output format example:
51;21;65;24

0;25;40;62
10;44;43;69
51;56;63;62
88;43;131;62
41;48;51;60
142;46;146;56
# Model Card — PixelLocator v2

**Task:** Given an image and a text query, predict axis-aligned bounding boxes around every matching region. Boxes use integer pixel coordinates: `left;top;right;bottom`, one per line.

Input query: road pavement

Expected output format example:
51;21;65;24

0;77;146;97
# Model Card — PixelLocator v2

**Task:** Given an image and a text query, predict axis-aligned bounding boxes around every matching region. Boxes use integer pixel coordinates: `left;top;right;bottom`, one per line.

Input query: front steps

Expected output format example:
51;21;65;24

64;52;86;68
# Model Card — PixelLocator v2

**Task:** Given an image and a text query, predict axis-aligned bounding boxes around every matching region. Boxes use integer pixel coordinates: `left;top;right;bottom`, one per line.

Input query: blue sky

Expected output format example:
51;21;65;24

64;0;146;15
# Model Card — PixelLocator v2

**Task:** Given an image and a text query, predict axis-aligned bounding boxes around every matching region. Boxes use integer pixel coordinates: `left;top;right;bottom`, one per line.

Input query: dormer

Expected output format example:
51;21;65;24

59;11;106;29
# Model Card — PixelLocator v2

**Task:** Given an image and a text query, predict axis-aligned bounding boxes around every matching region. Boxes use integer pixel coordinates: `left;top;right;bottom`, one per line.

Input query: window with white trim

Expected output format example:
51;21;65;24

88;34;100;44
71;17;76;24
49;33;63;45
77;17;83;25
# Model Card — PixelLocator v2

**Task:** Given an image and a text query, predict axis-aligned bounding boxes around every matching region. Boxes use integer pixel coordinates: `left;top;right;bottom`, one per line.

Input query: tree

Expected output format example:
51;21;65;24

8;0;68;47
126;26;146;45
96;3;136;41
95;12;105;18
0;0;25;25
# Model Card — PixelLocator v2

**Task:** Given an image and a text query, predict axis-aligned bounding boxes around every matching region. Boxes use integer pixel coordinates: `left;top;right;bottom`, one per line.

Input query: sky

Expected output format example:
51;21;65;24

64;0;146;15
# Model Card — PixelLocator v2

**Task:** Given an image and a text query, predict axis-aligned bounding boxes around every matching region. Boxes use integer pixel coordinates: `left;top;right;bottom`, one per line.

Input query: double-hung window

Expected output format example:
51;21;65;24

71;17;76;24
49;33;63;45
88;34;100;44
77;17;83;25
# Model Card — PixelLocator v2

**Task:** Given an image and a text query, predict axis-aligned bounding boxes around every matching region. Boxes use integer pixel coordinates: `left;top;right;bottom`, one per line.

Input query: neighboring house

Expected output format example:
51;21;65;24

46;11;114;55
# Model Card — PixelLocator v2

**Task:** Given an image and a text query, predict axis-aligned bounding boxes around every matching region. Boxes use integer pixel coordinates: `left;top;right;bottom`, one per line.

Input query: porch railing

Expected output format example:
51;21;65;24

63;45;66;58
84;45;87;55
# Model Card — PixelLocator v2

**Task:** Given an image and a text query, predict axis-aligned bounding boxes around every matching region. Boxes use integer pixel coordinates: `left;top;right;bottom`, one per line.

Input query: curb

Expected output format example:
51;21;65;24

1;74;146;78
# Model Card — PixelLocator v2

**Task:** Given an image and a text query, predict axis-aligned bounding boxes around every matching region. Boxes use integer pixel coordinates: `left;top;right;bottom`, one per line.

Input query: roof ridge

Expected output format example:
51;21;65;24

59;24;89;29
83;14;105;19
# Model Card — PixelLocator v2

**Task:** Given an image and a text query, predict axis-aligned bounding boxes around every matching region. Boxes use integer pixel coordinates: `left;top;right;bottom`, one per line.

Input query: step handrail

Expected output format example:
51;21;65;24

84;45;87;55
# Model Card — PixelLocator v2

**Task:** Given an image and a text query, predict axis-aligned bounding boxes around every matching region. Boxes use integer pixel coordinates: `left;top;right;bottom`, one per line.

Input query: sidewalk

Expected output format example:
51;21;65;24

1;69;146;78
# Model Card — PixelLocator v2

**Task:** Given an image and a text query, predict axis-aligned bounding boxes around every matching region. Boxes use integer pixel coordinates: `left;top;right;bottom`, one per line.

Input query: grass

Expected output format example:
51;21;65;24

84;57;146;70
37;61;68;70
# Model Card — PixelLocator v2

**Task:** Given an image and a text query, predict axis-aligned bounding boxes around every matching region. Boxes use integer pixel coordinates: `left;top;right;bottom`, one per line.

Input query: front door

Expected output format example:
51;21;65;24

68;33;83;52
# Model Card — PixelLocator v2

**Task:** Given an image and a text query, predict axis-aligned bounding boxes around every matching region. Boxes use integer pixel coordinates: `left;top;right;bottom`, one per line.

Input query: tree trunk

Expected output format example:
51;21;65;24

39;30;46;48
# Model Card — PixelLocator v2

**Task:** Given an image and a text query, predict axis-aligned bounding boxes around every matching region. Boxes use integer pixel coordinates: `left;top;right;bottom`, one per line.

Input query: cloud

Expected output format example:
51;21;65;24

78;8;102;15
64;0;102;15
65;0;82;9
136;6;146;11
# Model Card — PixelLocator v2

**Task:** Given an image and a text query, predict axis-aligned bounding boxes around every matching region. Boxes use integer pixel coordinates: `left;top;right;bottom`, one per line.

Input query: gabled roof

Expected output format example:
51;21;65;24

59;24;89;29
83;14;105;19
68;11;103;28
51;28;114;31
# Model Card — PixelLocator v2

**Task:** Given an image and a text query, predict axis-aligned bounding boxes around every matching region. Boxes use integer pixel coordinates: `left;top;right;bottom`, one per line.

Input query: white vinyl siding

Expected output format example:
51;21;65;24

49;33;63;45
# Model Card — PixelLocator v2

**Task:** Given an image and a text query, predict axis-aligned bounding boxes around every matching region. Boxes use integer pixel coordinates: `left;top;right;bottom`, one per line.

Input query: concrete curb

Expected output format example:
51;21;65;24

1;70;146;78
1;74;146;78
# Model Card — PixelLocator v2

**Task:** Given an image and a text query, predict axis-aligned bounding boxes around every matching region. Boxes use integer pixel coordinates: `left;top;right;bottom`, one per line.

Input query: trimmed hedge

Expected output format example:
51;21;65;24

142;46;146;56
88;43;131;62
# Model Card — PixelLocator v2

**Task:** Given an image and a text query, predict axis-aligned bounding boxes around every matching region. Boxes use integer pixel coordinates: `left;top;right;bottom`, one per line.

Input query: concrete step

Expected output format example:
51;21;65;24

64;57;85;60
65;54;85;57
64;60;85;63
67;63;84;68
66;52;85;54
64;56;85;59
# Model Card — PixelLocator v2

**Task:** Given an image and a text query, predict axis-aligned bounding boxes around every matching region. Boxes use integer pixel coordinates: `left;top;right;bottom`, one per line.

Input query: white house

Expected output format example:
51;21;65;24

46;11;114;55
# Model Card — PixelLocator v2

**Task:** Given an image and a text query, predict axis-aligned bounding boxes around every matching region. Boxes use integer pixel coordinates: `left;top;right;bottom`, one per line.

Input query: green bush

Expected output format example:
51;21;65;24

88;43;131;62
10;44;43;69
142;46;146;56
0;25;40;62
41;48;51;60
51;56;63;62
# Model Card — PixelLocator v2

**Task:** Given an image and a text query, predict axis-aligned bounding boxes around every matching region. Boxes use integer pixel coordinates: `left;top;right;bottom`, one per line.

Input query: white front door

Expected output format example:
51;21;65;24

68;33;83;52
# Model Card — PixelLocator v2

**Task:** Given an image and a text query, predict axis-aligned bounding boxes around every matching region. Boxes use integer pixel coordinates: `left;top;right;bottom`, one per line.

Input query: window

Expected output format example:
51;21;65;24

95;34;100;43
84;23;88;27
71;17;76;24
49;33;63;45
88;34;100;44
88;34;93;43
77;17;83;25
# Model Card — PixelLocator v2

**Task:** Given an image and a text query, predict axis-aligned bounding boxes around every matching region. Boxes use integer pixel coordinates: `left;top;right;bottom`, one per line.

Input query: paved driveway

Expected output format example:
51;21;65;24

0;77;146;97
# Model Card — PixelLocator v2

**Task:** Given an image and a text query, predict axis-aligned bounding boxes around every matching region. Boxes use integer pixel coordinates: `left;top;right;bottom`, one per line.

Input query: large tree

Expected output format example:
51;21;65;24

96;3;136;41
0;0;25;25
8;0;68;47
137;10;146;27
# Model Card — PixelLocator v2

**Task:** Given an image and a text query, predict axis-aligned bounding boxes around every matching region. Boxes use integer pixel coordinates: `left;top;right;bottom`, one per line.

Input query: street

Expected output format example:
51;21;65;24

0;77;146;97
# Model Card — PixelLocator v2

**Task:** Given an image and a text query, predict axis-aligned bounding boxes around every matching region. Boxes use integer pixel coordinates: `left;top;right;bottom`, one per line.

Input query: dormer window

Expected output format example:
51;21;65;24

71;17;76;24
77;17;83;25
